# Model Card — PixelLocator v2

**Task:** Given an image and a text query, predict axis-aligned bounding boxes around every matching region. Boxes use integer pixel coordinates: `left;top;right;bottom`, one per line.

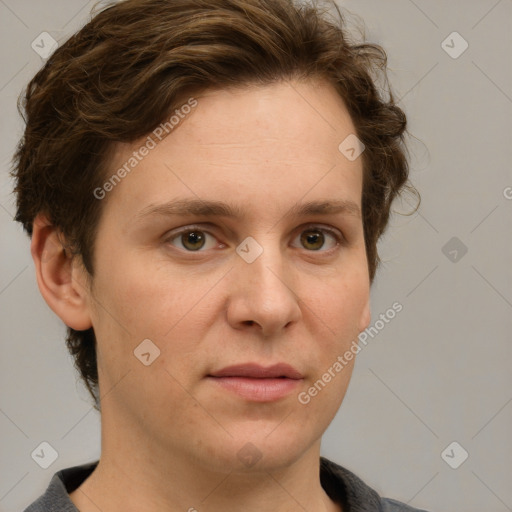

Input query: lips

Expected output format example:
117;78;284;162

208;363;303;380
207;363;304;402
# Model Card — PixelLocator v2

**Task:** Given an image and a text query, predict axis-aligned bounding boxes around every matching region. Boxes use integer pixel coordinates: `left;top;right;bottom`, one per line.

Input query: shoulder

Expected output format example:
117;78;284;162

320;457;430;511
381;497;430;511
23;461;98;512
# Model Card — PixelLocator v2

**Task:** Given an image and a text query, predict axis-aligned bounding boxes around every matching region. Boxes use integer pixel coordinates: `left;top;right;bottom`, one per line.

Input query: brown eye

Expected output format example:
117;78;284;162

167;227;218;252
291;226;341;252
181;231;206;251
300;229;325;250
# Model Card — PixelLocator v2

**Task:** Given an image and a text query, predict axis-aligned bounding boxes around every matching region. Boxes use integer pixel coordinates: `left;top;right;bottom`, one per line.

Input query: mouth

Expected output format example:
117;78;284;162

209;363;303;379
207;363;304;402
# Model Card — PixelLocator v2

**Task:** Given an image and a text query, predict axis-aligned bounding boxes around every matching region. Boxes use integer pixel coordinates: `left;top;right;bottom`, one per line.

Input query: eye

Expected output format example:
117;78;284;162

166;227;219;252
291;225;342;252
165;224;343;253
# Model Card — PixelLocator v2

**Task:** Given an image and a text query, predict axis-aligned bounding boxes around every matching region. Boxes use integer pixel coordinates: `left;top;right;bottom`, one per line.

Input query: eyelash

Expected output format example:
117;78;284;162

164;223;345;255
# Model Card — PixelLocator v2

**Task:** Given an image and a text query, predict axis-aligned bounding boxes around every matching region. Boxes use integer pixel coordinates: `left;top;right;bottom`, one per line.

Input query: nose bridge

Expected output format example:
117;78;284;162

229;233;301;333
238;234;288;296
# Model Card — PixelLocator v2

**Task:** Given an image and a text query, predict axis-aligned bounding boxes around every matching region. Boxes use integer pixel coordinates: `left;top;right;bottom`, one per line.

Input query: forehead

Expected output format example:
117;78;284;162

99;78;363;225
178;79;356;148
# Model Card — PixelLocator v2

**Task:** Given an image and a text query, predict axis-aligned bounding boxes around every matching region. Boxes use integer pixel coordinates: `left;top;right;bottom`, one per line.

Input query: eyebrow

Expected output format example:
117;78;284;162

135;197;361;222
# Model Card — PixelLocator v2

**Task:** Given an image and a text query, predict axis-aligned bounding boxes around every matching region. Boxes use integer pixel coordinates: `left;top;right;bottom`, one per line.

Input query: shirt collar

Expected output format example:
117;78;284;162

32;457;384;512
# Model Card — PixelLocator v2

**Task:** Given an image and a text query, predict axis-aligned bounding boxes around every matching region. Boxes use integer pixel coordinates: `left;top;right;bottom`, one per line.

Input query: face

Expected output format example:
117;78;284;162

84;78;371;473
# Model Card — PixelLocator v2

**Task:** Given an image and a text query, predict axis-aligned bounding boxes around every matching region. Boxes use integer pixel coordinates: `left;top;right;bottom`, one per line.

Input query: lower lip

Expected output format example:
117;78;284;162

207;376;302;402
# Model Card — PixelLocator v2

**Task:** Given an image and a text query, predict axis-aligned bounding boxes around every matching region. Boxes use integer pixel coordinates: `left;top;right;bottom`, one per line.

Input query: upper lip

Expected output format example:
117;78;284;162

209;363;303;379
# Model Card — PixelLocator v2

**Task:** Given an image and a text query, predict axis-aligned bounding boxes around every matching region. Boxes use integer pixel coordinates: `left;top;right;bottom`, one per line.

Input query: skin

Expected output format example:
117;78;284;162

31;77;371;512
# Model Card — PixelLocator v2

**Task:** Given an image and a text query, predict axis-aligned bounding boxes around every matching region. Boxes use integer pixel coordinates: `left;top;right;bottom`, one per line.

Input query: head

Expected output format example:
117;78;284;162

11;0;418;472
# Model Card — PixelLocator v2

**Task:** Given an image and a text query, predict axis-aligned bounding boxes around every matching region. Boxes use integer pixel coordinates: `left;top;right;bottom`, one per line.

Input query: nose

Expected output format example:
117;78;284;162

226;239;302;337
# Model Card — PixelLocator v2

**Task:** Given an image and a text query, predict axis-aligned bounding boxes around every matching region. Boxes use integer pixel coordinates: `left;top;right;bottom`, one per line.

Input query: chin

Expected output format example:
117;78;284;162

190;425;316;475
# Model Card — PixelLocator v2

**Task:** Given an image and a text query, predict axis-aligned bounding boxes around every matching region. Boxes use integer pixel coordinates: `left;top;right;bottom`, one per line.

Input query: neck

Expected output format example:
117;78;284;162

70;434;341;512
69;394;342;512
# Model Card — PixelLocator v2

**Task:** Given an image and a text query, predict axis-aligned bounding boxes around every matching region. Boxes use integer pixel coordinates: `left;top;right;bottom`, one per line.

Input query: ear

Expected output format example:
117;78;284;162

31;213;93;331
358;295;371;334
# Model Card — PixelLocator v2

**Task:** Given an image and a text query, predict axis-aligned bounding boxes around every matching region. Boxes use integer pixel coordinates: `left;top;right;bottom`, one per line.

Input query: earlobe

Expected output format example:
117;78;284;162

31;214;93;331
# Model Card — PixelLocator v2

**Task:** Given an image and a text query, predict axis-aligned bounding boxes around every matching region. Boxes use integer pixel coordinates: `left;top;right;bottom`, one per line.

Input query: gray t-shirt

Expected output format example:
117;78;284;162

23;457;429;511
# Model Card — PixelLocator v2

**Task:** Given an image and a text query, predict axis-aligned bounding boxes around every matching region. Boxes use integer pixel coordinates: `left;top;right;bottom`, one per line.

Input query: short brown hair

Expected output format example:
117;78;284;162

11;0;419;409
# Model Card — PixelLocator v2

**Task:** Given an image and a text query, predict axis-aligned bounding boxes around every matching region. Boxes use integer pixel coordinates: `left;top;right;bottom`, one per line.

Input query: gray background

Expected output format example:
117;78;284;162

1;1;511;511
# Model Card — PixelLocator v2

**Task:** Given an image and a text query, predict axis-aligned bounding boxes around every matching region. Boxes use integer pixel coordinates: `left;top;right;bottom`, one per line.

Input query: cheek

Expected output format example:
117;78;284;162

296;354;355;440
93;252;208;339
306;266;369;341
90;262;208;410
90;254;225;399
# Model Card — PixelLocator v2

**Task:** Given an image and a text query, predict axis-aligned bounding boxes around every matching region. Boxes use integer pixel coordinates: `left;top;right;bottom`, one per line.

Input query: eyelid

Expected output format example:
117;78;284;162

164;224;221;250
164;223;345;252
291;223;345;253
298;223;344;243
